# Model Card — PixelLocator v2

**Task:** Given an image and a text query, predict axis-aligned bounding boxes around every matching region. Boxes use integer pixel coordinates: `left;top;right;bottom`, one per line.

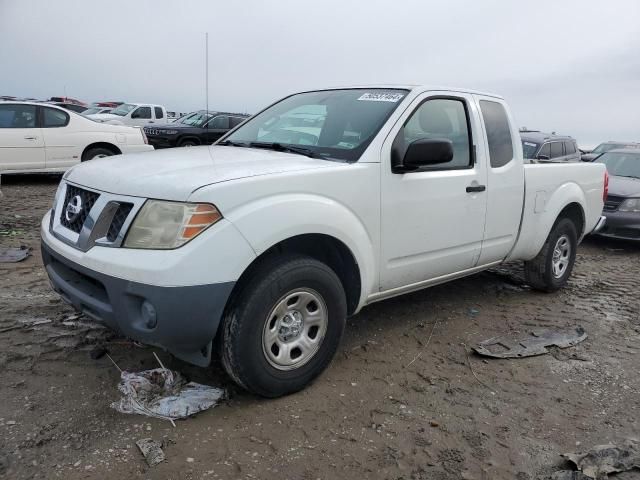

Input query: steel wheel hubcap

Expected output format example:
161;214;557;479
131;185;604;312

552;234;571;278
262;288;328;371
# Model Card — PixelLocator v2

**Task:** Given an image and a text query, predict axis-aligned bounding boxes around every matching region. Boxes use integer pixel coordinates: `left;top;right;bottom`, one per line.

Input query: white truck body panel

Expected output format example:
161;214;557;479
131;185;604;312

40;85;606;369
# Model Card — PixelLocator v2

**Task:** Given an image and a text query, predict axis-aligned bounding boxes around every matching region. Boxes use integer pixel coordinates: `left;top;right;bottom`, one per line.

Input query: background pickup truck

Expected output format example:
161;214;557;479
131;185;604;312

41;86;607;397
87;102;168;127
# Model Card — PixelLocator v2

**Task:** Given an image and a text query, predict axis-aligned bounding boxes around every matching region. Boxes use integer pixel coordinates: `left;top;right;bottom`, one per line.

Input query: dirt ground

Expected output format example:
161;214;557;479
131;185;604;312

1;174;639;480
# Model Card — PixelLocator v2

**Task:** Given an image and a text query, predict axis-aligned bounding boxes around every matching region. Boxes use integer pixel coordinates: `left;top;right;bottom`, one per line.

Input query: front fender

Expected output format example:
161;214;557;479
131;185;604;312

509;181;587;261
224;193;377;308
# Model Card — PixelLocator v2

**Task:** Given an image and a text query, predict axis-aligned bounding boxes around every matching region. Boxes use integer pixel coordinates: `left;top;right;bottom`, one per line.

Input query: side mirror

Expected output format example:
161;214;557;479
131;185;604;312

536;154;550;161
398;138;454;171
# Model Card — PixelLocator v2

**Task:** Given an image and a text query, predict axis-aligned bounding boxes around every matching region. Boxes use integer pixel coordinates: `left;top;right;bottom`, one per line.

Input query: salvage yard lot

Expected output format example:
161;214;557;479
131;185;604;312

1;175;639;480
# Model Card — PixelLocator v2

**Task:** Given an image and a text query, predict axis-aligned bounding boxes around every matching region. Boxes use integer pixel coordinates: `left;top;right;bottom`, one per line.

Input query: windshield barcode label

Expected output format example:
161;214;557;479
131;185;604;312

357;93;404;102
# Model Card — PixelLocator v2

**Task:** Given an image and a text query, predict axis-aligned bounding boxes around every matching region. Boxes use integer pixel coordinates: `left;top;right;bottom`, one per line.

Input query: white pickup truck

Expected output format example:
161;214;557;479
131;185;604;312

87;103;168;127
41;86;607;397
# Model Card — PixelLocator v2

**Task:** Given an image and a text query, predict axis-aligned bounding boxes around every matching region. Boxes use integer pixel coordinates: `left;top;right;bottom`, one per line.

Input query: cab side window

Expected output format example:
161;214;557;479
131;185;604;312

0;104;37;128
42;107;69;128
564;141;576;154
550;142;563;159
396;98;472;170
209;115;230;129
479;100;513;168
132;107;151;119
230;116;245;128
538;143;551;159
154;107;164;119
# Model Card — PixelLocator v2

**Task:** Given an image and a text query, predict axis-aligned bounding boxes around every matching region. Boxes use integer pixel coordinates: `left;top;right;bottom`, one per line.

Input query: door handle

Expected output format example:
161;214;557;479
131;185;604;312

466;185;486;193
24;136;37;140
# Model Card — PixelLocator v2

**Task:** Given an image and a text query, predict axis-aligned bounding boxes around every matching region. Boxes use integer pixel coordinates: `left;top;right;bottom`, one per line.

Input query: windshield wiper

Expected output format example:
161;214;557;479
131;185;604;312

248;142;323;159
616;174;640;179
217;140;249;147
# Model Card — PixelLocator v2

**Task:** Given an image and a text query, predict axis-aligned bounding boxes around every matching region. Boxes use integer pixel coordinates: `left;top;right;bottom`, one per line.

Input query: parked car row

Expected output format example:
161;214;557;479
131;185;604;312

144;110;248;148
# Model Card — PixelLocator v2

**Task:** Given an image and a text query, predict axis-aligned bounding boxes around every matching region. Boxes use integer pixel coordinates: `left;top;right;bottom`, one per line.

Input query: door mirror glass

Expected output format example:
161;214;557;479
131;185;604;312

403;138;454;168
536;154;550;161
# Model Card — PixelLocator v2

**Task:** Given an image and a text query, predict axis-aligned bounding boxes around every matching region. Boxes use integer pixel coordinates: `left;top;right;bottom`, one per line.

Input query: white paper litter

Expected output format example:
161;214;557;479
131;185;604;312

111;368;224;422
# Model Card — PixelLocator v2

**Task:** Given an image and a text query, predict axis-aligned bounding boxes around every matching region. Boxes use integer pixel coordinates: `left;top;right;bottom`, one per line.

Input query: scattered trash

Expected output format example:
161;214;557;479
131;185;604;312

473;326;587;359
554;441;640;479
136;438;165;467
0;246;30;263
468;308;480;318
111;354;225;424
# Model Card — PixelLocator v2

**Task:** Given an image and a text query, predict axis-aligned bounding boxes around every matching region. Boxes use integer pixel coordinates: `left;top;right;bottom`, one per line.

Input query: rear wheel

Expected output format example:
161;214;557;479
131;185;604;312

82;147;115;161
220;255;347;397
524;217;577;292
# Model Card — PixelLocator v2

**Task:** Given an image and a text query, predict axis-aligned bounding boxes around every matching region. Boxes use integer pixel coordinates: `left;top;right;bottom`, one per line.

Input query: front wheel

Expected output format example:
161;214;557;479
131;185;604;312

220;255;347;397
524;217;578;292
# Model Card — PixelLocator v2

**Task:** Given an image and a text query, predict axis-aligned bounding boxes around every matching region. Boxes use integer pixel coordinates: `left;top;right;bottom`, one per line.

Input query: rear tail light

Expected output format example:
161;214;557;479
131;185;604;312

603;170;609;202
139;127;148;145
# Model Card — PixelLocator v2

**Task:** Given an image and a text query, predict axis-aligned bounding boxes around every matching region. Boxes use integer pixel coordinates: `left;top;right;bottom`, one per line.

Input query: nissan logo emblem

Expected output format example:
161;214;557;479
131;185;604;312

65;195;83;223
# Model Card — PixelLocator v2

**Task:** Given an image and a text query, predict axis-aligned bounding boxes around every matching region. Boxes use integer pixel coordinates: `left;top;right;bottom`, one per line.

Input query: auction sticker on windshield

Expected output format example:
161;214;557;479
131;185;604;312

358;92;405;102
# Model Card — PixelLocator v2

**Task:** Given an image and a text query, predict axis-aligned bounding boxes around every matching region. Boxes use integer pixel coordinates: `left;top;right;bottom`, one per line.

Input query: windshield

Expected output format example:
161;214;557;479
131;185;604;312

597;152;640;178
177;112;213;127
110;103;136;116
521;140;540;159
222;88;408;161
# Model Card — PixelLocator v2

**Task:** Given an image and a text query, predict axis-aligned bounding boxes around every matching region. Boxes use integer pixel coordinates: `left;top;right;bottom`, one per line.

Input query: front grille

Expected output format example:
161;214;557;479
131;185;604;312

106;203;133;242
59;185;100;233
604;195;624;212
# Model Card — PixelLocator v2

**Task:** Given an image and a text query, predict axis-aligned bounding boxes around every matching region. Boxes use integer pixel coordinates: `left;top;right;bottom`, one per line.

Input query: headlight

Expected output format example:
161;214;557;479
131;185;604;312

123;200;222;249
618;198;640;213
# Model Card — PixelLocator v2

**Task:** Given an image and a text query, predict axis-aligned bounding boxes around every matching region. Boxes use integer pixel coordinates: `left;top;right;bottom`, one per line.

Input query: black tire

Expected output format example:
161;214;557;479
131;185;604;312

82;147;115;161
221;254;347;397
524;217;578;292
179;138;199;147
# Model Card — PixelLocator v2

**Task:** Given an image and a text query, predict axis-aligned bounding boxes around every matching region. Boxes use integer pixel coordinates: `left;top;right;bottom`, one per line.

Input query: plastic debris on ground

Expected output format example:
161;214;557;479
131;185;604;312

136;438;165;467
473;326;587;358
111;367;225;424
0;246;30;263
552;440;640;479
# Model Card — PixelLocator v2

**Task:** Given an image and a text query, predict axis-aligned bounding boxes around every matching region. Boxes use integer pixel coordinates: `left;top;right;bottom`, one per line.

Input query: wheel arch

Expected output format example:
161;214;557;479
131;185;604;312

178;135;202;146
226;233;362;317
81;142;121;160
509;182;588;261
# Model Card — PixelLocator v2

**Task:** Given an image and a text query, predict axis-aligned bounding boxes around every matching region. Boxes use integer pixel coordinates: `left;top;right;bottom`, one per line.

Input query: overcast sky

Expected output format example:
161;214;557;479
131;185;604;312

1;0;639;147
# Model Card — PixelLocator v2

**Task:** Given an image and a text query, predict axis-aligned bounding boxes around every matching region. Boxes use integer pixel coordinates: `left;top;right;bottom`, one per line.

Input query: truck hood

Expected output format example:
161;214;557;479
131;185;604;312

65;145;338;200
608;175;640;197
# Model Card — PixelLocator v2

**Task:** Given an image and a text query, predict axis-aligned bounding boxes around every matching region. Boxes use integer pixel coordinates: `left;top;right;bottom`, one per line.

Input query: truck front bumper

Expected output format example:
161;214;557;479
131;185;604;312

42;240;234;366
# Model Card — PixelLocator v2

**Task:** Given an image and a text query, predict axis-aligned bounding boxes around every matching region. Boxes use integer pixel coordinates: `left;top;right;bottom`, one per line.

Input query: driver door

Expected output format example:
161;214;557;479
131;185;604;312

379;93;488;291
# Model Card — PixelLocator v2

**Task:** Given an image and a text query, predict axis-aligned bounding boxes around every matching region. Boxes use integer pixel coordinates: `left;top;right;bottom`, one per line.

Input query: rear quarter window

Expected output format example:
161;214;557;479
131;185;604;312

43;107;70;127
479;100;514;168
